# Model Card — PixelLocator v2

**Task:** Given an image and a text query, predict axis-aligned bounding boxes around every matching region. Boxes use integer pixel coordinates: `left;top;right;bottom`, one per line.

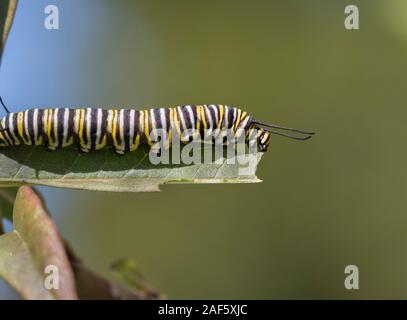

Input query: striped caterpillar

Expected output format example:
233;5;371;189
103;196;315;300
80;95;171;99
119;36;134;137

0;100;314;155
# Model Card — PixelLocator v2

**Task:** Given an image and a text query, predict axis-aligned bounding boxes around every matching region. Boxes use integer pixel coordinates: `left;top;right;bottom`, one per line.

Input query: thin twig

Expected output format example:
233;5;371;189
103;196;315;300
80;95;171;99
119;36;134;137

0;0;18;63
0;0;18;234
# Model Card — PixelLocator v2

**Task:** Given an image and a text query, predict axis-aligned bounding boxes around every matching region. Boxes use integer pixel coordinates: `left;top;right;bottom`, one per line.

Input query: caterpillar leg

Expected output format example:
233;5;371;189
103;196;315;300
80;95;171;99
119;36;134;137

44;140;57;151
114;148;126;155
44;145;55;152
77;144;91;154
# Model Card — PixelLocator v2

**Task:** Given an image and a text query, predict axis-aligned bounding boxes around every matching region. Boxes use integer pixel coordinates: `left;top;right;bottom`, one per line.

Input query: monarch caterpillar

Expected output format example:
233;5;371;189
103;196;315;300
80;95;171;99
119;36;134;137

0;98;314;155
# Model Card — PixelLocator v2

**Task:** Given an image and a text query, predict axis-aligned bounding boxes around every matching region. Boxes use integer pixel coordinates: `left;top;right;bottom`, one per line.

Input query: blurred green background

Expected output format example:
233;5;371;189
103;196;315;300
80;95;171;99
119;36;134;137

1;0;407;299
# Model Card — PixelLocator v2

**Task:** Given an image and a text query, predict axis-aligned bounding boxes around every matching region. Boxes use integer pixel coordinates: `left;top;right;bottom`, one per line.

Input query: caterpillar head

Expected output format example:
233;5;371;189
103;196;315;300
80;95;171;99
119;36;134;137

250;119;315;152
256;127;272;152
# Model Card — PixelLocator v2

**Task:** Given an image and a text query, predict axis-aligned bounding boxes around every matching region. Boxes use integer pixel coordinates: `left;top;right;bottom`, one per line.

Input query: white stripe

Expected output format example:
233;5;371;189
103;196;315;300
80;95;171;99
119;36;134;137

224;106;229;129
210;105;219;125
119;109;125;149
62;108;69;146
138;110;144;134
232;108;237;130
239;115;250;130
177;106;187;131
160;108;166;131
86;108;92;148
129;109;135;145
107;110;113;134
185;105;195;129
204;105;213;130
53;108;59;147
24;110;30;145
96;108;102;146
33;109;39;143
150;108;156;131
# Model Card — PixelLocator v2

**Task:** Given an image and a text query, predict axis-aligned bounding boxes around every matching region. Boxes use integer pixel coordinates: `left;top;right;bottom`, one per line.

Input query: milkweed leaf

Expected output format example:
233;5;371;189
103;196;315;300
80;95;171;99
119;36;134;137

0;146;263;192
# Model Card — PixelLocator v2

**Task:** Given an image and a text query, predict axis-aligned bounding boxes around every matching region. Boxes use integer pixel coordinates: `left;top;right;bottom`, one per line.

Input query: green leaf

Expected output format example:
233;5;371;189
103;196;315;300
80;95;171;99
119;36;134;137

0;145;263;192
0;186;77;299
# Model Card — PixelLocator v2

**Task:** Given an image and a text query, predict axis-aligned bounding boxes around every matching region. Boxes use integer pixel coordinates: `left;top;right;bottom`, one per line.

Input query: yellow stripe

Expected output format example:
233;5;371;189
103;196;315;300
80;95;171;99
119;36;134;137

261;132;270;144
130;133;138;151
234;109;242;131
119;110;124;150
200;105;207;129
240;111;247;127
195;106;201;132
112;109;118;147
17;112;29;144
173;107;181;136
0;131;7;146
218;105;224;129
101;135;106;148
1;118;11;145
139;109;144;133
67;136;74;146
106;110;113;136
95;109;107;150
74;109;81;136
43;109;48;141
168;108;173;147
134;135;140;150
47;109;53;144
144;109;151;145
53;109;59;147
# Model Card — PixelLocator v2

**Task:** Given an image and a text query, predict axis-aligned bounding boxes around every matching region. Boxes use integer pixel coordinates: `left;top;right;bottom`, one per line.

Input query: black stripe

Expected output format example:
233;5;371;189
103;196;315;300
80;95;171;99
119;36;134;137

82;109;88;146
67;109;75;143
57;108;65;148
50;109;56;143
208;106;216;129
191;106;198;130
123;109;130;152
42;110;50;147
12;113;20;144
27;109;35;144
154;108;162;130
20;111;30;144
106;110;113;146
0;131;6;145
165;108;170;132
37;109;44;144
90;108;97;150
133;110;140;145
100;109;108;146
115;110;121;146
6;113;16;145
227;107;234;129
1;115;12;145
182;106;192;129
242;114;253;130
